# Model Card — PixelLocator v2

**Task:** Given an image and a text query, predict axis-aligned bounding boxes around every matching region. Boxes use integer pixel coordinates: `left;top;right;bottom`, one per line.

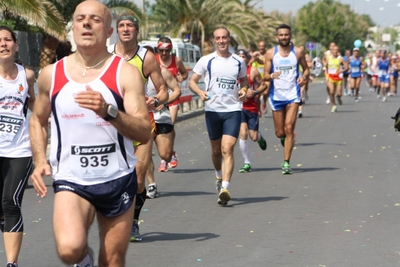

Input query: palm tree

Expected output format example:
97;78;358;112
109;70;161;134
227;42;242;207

149;0;279;54
37;0;144;69
1;0;67;39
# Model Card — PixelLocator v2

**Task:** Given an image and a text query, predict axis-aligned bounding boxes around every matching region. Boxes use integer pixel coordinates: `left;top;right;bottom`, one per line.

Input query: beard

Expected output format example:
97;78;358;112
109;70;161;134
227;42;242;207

278;39;291;47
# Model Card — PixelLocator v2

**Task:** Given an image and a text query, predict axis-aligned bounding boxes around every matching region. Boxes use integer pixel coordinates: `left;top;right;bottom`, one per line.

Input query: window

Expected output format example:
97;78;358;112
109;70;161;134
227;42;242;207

179;48;188;62
195;51;201;62
189;50;194;62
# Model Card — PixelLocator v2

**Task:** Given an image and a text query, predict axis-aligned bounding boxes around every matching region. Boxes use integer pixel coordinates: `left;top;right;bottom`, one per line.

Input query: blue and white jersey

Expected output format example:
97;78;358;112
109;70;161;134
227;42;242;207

378;58;390;77
269;46;300;101
349;56;362;78
192;51;247;112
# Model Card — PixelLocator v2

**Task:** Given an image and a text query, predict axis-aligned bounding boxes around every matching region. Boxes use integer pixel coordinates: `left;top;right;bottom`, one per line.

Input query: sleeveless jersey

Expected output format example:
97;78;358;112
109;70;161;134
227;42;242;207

378;58;389;77
371;56;379;75
269;46;300;101
349;56;362;78
192;51;247;112
49;55;137;185
107;44;148;82
243;66;259;113
155;54;178;78
343;55;349;75
251;54;265;79
0;64;31;157
146;77;172;125
327;56;341;81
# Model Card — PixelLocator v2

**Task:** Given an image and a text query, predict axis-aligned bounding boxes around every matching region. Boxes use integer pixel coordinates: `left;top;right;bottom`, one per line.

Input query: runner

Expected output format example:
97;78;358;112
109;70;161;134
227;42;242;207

297;53;313;118
189;26;248;205
155;37;188;171
0;26;35;267
263;24;309;174
322;42;336;104
108;12;168;242
325;45;348;112
342;49;351;96
144;45;181;198
235;49;268;173
389;55;398;96
365;53;373;91
249;41;268;114
348;47;365;102
370;50;380;94
377;50;389;102
29;1;151;265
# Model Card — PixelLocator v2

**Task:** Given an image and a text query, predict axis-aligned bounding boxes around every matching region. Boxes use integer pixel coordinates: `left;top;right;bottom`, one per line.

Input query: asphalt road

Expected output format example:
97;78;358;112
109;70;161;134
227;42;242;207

2;79;400;267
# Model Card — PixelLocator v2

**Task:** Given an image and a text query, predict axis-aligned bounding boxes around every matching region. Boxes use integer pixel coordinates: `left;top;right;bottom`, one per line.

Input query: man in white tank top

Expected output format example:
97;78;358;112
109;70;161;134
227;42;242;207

264;24;309;175
29;1;151;266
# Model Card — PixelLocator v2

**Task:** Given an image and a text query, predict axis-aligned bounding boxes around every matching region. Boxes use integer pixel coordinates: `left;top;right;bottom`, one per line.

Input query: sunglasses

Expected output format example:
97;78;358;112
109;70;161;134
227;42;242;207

158;49;171;53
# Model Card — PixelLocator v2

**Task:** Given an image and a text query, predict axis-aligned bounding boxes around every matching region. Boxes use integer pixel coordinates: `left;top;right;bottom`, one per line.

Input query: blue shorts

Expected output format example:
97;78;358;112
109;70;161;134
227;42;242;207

241;109;259;131
391;72;399;78
205;111;241;140
379;75;390;83
268;97;301;111
53;171;137;217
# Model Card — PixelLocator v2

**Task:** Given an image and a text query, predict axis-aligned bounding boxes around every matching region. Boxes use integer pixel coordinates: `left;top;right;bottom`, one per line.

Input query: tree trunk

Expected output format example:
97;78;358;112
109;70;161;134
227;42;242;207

39;34;60;70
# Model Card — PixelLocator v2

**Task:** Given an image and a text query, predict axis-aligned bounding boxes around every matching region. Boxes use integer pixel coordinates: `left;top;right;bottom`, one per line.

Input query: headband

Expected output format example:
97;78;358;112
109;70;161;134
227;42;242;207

116;14;139;31
157;43;173;50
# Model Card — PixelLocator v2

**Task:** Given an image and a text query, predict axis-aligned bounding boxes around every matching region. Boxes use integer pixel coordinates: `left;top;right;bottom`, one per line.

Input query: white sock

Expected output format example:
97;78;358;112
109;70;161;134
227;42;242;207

239;139;250;164
215;170;222;179
222;181;230;189
257;132;262;142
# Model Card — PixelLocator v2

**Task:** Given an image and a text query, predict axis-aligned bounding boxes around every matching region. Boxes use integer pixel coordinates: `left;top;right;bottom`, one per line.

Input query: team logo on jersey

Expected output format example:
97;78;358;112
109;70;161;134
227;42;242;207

71;144;116;155
17;84;24;94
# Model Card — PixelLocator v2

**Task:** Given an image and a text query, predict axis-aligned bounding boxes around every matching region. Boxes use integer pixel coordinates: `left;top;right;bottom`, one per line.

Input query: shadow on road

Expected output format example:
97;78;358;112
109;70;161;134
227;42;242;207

141;232;219;242
158;191;215;198
230;196;288;206
295;142;345;147
169;168;214;174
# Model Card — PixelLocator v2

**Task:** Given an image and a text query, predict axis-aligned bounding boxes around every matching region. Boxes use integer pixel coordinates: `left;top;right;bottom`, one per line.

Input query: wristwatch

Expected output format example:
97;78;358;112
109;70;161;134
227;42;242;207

154;97;160;108
103;104;118;121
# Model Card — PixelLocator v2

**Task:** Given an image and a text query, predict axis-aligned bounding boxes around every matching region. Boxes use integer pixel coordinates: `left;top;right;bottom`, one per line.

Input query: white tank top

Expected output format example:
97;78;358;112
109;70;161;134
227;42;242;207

146;78;172;125
0;64;32;157
270;46;300;101
49;55;137;185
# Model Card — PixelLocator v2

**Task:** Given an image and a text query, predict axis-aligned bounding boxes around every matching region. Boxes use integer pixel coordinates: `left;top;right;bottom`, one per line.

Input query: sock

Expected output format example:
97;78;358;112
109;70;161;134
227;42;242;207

239;139;250;164
284;160;290;164
222;181;230;189
134;189;147;221
215;170;222;179
257;132;262;142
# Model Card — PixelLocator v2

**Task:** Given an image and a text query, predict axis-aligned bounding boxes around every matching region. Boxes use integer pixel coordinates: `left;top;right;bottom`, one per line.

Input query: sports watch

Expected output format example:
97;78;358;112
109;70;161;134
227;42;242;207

154;97;161;108
103;104;118;121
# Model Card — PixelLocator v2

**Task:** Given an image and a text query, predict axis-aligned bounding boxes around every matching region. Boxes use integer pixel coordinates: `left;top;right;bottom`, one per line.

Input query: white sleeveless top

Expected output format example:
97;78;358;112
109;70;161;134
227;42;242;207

270;46;300;101
49;55;137;185
0;63;32;157
146;78;172;125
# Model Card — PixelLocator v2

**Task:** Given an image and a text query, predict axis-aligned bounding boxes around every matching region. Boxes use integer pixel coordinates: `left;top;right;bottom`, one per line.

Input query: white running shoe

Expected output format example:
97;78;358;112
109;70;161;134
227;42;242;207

326;96;330;104
73;247;94;267
382;97;387;102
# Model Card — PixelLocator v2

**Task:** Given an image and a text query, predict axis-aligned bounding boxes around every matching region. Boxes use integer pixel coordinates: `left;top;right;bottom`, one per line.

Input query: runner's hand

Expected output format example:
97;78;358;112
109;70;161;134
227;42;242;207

31;163;51;198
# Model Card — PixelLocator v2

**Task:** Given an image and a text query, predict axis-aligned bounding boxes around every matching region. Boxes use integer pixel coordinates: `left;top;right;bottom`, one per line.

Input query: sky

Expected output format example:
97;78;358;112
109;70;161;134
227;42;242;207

263;0;400;27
